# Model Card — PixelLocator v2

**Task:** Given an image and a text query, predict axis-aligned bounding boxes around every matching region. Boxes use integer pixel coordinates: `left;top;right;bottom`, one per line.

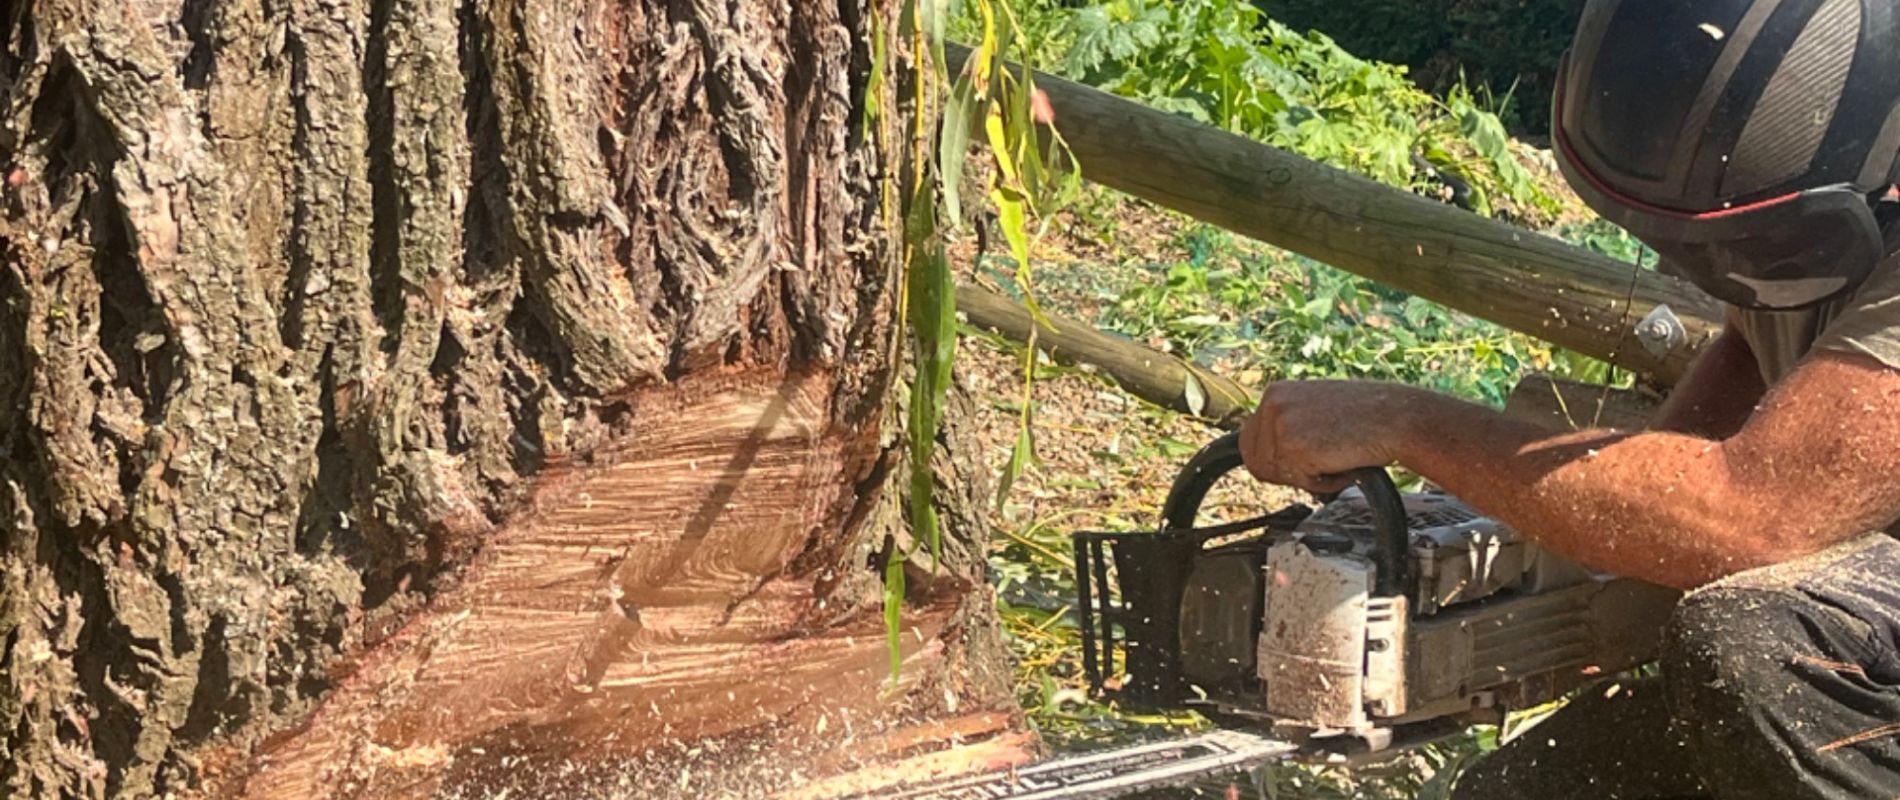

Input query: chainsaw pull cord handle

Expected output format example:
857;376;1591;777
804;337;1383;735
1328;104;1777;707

1161;431;1413;599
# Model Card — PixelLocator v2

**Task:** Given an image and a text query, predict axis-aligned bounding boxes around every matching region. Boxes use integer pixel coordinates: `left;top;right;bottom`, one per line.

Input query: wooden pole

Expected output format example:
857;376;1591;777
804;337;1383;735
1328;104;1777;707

958;282;1255;428
947;44;1723;385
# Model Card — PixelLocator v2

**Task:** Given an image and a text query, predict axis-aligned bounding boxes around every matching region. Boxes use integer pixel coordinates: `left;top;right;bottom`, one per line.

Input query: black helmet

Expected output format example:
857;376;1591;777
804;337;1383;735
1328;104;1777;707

1554;0;1900;310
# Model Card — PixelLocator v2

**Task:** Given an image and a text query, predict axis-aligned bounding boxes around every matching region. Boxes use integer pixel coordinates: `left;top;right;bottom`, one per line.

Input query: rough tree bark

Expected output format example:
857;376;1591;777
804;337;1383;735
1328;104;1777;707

0;1;1025;798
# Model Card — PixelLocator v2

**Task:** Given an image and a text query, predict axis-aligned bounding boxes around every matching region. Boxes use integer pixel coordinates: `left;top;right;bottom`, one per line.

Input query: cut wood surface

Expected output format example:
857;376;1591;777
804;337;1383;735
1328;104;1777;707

947;44;1723;385
230;370;1020;799
959;282;1255;428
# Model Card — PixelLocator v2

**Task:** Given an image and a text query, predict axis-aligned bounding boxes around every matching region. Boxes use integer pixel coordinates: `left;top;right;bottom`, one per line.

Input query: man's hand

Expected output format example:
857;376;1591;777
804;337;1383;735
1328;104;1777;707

1238;381;1416;494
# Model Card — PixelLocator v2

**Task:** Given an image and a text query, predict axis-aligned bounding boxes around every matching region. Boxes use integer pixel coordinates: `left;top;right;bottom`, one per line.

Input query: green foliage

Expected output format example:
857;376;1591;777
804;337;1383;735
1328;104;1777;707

1257;0;1580;137
891;0;1083;689
904;202;955;568
939;4;1641;792
1016;0;1558;220
1556;216;1660;268
886;0;968;689
1101;225;1562;407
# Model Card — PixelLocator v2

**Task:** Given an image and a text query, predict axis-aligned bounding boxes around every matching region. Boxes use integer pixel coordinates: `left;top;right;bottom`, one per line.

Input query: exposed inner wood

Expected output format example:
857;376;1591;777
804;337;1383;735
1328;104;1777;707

222;370;1007;799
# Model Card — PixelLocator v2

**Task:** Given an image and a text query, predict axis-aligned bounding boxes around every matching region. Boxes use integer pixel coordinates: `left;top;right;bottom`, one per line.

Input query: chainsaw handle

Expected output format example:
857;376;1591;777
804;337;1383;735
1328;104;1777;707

1160;432;1247;532
1349;465;1413;599
1162;432;1413;598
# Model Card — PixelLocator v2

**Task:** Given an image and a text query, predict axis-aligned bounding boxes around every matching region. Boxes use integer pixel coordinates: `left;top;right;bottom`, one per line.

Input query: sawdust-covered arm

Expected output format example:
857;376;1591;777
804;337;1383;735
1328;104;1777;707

1240;351;1900;589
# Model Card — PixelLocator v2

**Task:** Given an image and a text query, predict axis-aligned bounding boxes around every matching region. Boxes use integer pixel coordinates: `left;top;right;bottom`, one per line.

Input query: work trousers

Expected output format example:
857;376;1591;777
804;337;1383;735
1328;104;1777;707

1452;534;1900;800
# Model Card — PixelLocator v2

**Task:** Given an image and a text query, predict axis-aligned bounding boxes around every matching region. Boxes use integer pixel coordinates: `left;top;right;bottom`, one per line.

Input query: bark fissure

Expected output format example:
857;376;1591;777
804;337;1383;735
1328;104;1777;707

26;1;316;793
346;0;492;584
480;0;661;394
1;22;117;796
364;0;402;336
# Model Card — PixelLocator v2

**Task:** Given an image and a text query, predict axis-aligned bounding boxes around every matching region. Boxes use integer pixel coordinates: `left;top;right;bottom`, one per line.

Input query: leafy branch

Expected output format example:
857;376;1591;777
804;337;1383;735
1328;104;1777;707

881;0;1080;688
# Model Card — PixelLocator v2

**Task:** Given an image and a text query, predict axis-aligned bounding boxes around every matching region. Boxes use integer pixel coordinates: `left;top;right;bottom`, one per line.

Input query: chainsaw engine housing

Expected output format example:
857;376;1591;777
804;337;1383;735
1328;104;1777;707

1076;435;1678;752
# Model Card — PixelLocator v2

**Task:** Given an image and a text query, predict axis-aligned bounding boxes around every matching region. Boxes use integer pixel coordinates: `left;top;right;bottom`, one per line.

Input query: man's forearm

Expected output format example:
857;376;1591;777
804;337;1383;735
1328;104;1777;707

1386;389;1794;589
1243;353;1900;588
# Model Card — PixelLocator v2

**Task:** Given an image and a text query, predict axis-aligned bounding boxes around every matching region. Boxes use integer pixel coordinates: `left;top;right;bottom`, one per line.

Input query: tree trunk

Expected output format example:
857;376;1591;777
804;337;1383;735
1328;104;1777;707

0;1;1022;798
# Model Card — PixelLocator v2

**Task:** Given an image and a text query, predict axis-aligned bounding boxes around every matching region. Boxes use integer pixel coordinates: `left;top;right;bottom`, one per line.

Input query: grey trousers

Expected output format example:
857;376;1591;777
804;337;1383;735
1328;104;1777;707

1452;535;1900;800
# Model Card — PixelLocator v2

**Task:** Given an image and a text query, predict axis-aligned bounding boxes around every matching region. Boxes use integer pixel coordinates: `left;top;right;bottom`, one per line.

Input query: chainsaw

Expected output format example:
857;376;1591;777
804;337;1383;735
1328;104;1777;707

879;432;1679;799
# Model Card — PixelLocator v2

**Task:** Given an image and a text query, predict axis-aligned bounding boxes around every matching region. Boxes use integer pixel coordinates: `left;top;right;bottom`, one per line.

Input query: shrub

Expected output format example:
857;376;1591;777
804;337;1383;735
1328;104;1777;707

1255;0;1583;137
1011;0;1560;222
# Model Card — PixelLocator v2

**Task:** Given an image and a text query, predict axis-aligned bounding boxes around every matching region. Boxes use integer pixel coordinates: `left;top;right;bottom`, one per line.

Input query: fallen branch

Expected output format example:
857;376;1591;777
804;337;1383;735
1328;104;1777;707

957;282;1254;429
960;285;1663;434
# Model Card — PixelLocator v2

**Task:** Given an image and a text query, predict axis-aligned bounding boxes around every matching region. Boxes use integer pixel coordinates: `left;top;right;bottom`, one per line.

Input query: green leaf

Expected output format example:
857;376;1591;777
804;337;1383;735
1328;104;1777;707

985;109;1022;189
1062;6;1116;75
918;0;960;61
995;424;1036;510
883;548;907;686
1143;94;1216;124
992;186;1032;273
905;238;957;567
940;75;976;227
917;0;944;43
1459;108;1508;160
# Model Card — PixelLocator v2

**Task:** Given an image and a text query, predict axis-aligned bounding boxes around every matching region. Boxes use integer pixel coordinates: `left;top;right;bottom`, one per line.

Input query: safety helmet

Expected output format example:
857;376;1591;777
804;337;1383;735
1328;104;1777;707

1553;0;1900;310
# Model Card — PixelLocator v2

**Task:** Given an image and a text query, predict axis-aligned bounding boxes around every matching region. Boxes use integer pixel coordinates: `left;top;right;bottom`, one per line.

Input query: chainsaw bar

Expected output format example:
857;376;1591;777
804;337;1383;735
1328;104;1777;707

875;729;1298;799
